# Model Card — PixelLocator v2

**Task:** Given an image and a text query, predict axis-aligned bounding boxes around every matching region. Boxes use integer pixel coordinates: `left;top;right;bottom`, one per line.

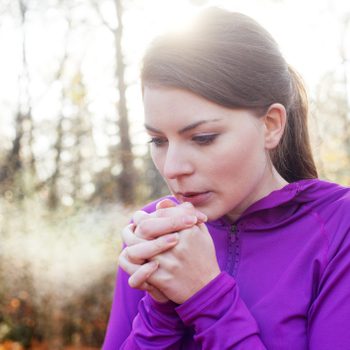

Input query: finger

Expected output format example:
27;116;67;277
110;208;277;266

155;203;208;223
135;214;198;239
180;202;208;222
119;252;158;291
122;224;144;246
123;232;179;264
132;210;150;225
128;260;159;289
118;249;143;275
156;198;177;210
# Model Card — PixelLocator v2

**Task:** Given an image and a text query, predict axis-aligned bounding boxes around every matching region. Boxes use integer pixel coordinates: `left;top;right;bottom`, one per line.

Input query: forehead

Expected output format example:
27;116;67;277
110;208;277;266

143;87;233;122
143;87;261;133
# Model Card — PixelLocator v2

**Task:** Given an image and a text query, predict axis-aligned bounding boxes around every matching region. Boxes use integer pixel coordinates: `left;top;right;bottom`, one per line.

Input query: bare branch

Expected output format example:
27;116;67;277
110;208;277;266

90;0;116;33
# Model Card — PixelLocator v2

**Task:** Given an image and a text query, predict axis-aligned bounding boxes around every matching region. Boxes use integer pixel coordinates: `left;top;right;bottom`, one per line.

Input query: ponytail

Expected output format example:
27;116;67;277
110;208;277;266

271;66;318;182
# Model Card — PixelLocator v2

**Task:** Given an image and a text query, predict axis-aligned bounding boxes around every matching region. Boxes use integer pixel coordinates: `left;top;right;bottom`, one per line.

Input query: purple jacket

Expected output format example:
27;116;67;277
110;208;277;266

103;179;350;349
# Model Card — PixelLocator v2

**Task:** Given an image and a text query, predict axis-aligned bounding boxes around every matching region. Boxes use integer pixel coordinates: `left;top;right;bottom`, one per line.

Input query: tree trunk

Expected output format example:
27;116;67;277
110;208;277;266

114;0;136;205
0;0;33;194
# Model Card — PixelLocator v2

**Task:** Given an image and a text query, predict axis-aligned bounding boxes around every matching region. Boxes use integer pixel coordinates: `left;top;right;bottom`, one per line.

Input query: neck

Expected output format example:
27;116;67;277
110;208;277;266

226;165;288;222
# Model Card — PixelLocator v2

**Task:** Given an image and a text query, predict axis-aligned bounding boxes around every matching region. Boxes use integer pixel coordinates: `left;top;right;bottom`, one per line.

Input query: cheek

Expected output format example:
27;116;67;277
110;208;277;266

150;148;165;174
211;134;266;180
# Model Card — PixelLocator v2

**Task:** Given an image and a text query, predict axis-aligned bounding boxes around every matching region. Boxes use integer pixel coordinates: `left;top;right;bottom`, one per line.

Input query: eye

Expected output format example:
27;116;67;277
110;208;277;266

148;137;168;147
192;134;218;145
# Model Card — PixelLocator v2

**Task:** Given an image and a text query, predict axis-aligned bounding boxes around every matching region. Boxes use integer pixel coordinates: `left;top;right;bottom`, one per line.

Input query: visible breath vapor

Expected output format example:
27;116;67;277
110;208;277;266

0;199;129;305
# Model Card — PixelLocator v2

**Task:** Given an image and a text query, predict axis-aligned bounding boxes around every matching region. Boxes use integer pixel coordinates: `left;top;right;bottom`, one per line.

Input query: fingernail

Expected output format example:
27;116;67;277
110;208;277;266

196;212;208;222
182;202;193;208
184;215;197;225
149;260;159;270
164;232;179;243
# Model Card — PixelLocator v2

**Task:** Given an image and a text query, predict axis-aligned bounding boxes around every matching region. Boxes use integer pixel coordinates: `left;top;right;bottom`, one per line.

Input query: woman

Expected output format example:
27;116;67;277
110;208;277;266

103;8;350;349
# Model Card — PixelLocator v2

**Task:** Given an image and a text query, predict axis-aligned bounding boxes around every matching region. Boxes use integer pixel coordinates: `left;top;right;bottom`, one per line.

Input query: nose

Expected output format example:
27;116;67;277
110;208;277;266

162;144;194;180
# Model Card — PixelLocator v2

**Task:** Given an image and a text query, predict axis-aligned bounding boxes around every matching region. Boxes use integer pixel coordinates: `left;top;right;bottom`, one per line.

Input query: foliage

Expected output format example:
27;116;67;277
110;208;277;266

0;193;129;349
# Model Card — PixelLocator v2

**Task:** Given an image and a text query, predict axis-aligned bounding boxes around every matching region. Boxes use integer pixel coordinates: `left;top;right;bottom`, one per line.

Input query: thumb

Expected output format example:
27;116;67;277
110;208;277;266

156;198;177;210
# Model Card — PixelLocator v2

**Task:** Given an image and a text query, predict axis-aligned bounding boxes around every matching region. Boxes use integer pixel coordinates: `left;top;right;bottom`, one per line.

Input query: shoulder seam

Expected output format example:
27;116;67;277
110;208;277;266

306;204;330;271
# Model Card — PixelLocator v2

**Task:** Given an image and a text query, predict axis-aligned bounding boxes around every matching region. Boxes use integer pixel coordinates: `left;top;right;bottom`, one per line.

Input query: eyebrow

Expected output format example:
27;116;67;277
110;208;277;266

144;118;222;135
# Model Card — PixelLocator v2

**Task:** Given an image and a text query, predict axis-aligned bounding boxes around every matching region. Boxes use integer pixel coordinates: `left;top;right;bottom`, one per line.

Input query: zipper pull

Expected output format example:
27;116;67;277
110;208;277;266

231;224;237;234
229;224;237;244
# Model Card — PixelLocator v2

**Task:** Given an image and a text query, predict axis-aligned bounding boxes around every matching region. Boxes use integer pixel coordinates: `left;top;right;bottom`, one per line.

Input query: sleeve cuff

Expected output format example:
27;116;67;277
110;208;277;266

139;293;184;331
146;293;180;314
175;271;236;325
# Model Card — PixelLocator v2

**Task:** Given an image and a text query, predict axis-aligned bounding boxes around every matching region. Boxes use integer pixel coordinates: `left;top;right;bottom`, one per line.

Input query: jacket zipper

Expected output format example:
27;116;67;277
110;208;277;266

226;224;239;276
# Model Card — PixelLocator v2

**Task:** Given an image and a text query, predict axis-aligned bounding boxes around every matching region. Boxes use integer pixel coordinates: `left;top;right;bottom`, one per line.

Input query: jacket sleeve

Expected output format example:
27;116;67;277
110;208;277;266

307;227;350;349
176;272;267;349
120;294;185;349
102;265;185;350
102;266;145;350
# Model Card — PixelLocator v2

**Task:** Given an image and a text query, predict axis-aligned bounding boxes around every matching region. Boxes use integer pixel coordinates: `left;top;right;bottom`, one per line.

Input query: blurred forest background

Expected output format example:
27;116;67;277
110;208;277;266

0;0;349;349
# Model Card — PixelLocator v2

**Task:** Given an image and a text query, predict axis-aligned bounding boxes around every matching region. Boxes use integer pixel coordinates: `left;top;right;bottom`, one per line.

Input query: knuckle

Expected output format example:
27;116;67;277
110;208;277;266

155;238;165;250
133;210;148;224
125;250;137;262
118;253;132;274
170;217;178;231
155;208;166;217
121;226;130;242
137;220;151;237
161;274;173;288
123;247;138;263
122;223;136;239
166;260;178;273
128;276;137;288
120;248;129;261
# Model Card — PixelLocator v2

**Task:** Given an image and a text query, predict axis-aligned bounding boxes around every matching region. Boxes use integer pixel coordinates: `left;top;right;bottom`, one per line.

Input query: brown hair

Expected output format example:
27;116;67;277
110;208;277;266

141;7;318;182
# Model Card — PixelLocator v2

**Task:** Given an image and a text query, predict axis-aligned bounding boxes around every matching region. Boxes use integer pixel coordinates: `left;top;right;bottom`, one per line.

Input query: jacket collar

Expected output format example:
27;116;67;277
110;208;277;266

210;178;322;228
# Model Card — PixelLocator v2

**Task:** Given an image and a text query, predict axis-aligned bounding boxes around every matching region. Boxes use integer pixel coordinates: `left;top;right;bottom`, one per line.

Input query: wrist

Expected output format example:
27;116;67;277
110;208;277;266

148;285;169;303
177;268;221;304
146;293;179;313
176;272;235;324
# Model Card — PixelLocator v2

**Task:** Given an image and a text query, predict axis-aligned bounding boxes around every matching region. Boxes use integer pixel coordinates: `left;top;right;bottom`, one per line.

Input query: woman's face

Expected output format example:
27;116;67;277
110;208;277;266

143;87;283;221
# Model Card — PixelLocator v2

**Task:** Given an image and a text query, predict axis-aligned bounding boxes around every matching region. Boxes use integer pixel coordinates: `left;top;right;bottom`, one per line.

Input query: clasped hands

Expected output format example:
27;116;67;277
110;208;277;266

118;199;221;304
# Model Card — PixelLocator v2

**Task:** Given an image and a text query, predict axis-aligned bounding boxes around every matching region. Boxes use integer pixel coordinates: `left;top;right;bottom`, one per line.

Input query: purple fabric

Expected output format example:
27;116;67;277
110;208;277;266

102;179;350;349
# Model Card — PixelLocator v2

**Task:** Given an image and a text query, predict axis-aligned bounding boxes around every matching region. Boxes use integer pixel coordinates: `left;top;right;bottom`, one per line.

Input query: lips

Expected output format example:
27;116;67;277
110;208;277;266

176;191;212;206
182;191;205;197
